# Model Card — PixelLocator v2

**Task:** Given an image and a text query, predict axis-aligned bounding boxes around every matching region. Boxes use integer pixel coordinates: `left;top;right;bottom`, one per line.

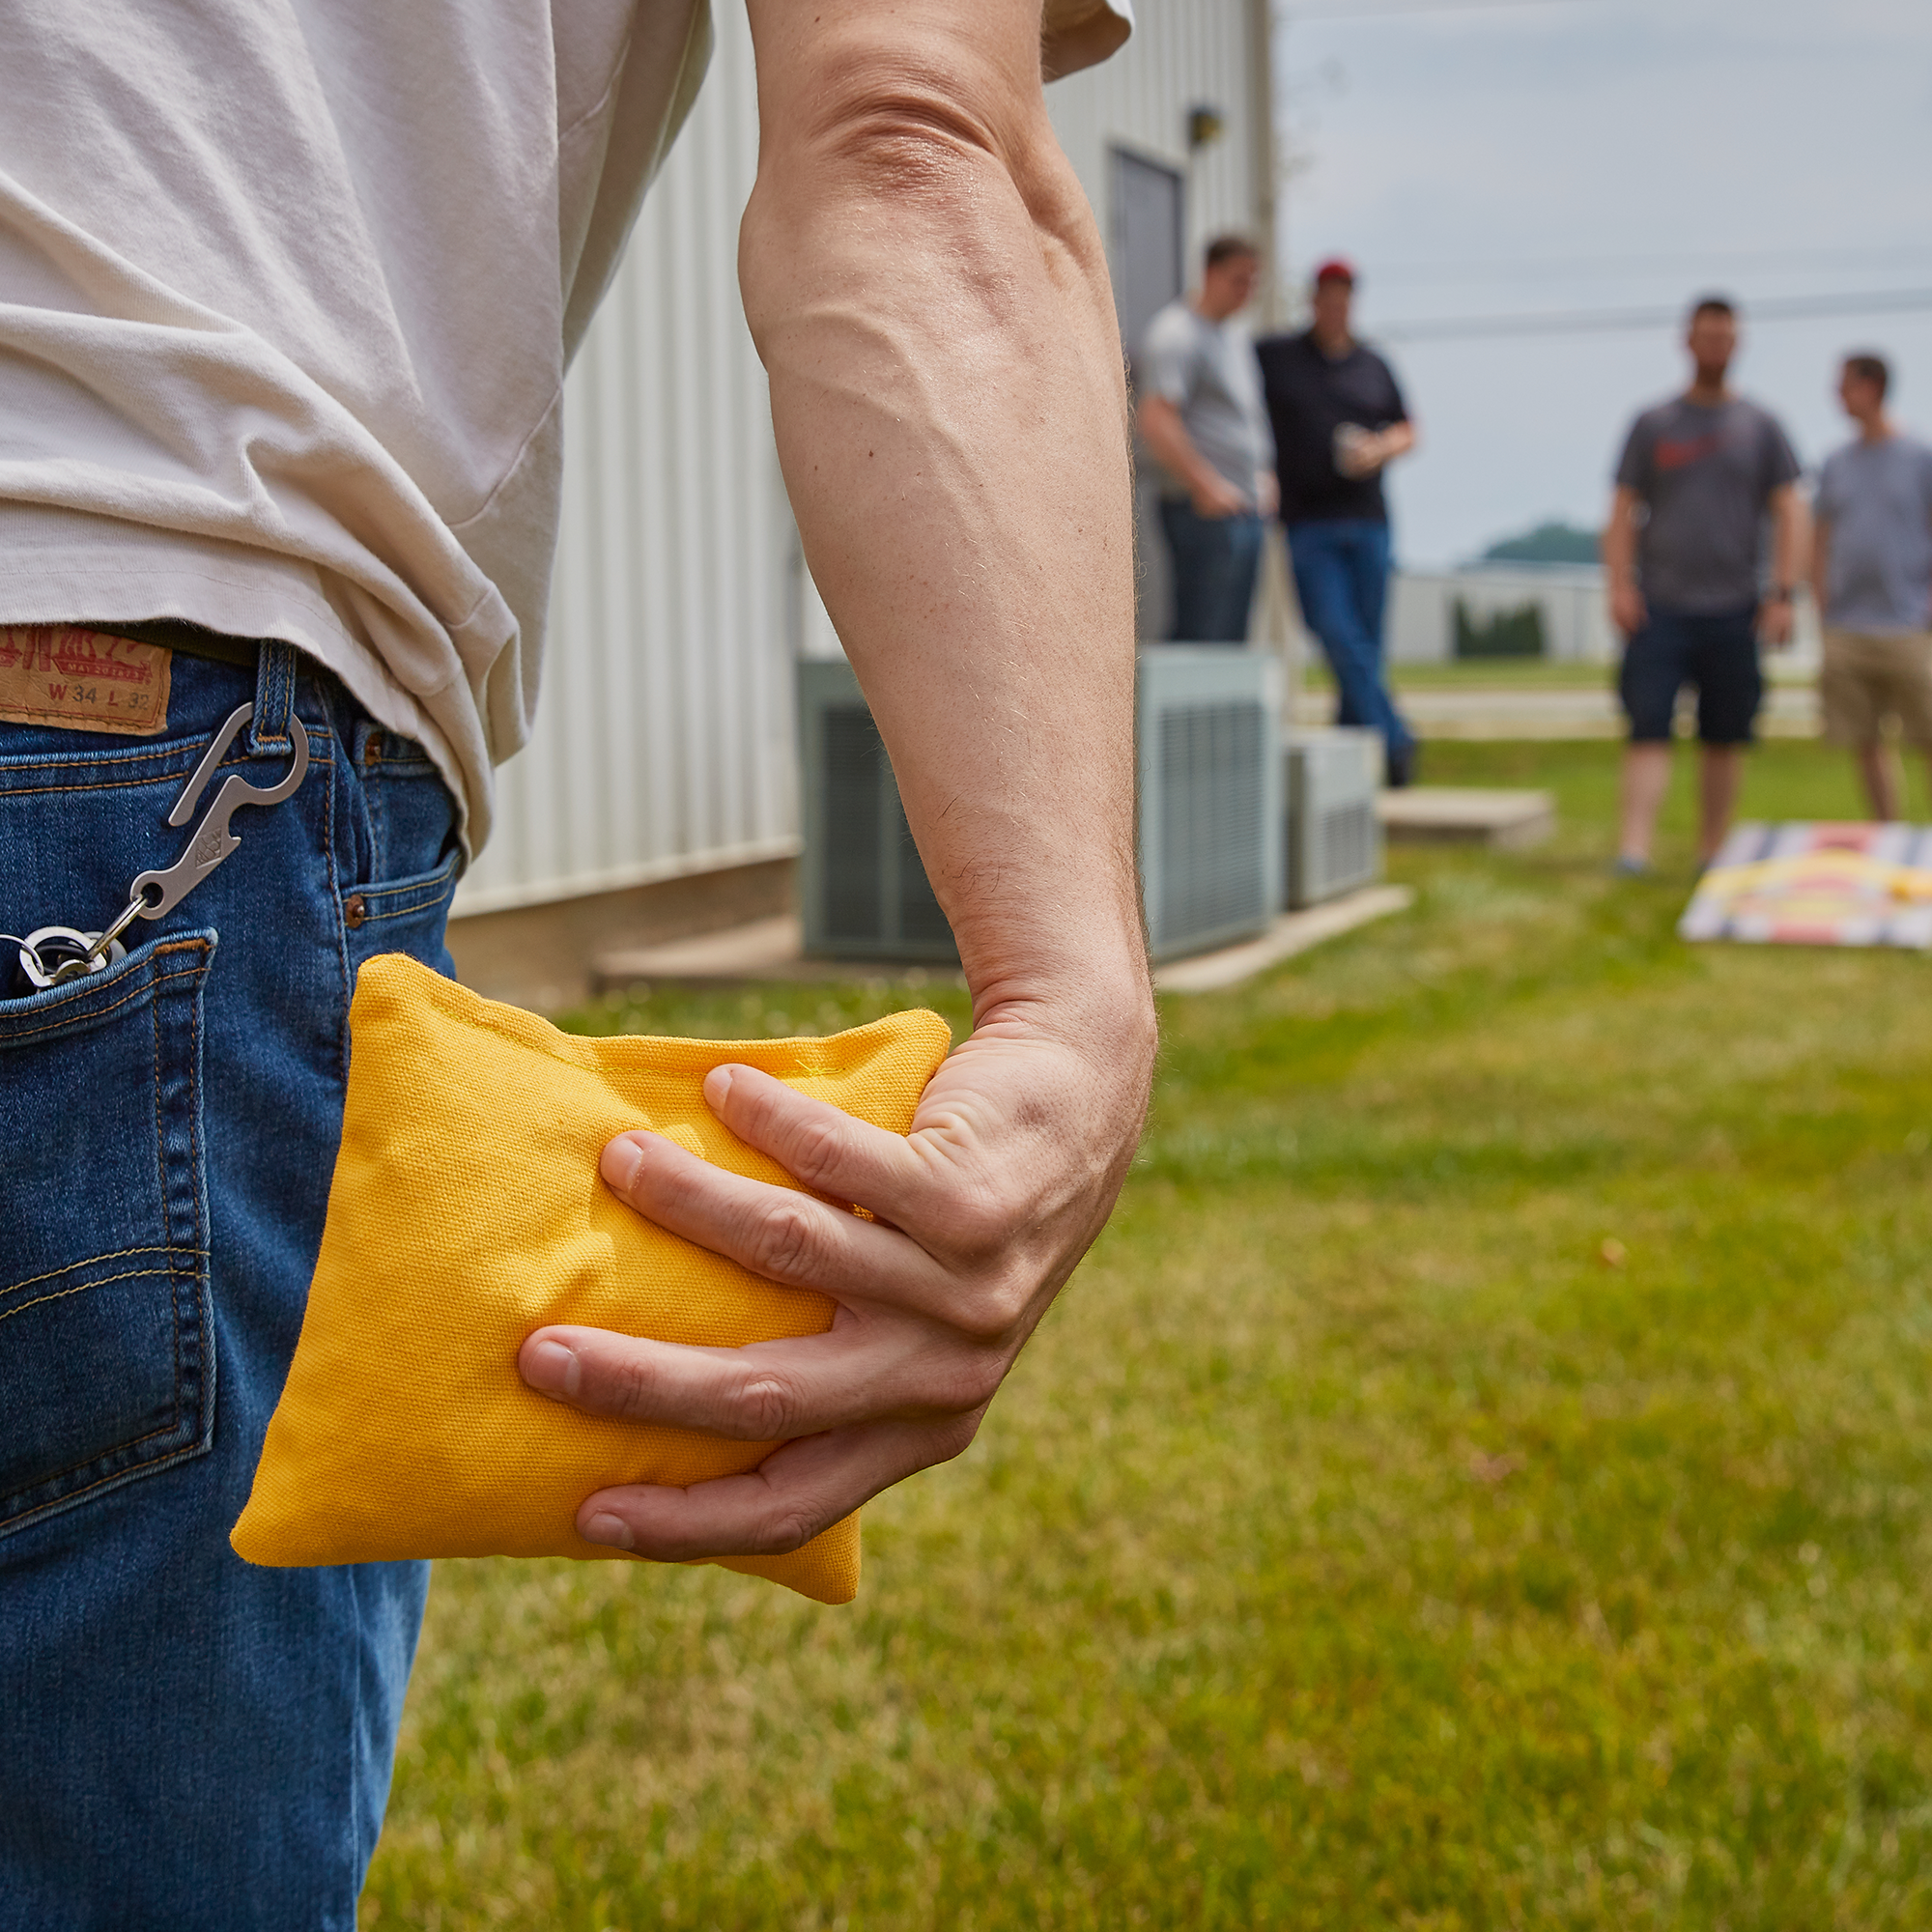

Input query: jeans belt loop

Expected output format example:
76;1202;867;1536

248;640;299;755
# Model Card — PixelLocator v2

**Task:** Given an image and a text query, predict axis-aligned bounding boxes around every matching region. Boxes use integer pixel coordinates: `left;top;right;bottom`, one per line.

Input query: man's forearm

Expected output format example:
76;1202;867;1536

1770;488;1807;593
519;0;1156;1555
1138;396;1216;500
1810;520;1831;612
741;0;1147;1023
1602;490;1638;582
1376;420;1415;466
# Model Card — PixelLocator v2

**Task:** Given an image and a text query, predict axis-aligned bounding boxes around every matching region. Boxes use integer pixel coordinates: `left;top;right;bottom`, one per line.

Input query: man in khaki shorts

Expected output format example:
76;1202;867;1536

1813;353;1932;819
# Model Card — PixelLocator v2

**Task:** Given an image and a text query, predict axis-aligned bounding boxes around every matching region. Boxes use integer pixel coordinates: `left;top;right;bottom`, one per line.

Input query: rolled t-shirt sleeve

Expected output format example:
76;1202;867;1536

1381;360;1410;427
1042;0;1133;78
1137;308;1195;407
1615;417;1654;496
1814;452;1843;529
1763;418;1802;495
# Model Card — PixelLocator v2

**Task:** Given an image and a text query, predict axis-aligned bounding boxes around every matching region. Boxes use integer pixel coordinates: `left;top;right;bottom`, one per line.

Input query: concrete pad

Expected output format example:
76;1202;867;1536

594;887;1414;997
1378;786;1555;848
1292;684;1819;740
1154;885;1414;994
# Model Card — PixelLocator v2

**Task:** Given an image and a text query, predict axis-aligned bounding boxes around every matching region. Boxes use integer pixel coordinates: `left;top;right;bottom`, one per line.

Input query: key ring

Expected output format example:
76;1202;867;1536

10;701;309;990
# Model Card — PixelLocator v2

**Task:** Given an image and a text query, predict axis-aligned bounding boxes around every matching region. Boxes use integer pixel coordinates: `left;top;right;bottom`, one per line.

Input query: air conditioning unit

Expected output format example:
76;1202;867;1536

1137;646;1282;959
1285;727;1383;908
797;647;1282;965
797;659;959;961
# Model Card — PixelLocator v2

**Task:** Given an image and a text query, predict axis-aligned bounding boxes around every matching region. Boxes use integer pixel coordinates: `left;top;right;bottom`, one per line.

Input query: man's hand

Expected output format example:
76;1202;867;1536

1190;469;1248;519
1139;392;1247;519
1603;486;1646;637
519;1002;1148;1558
1761;483;1806;652
1609;579;1648;637
1255;469;1280;520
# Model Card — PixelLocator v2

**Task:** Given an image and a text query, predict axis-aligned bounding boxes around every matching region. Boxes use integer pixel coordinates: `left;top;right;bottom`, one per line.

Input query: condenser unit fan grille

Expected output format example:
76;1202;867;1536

1319;799;1377;895
1155;699;1268;947
801;677;960;960
821;705;884;946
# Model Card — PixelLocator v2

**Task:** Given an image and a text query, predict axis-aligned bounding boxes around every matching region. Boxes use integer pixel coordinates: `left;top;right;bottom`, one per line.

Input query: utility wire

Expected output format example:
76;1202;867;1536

1361;243;1932;284
1280;0;1580;15
1376;287;1932;344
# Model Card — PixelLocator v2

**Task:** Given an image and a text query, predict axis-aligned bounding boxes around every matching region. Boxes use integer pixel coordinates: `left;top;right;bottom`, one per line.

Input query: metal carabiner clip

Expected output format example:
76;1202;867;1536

128;701;310;921
10;703;309;991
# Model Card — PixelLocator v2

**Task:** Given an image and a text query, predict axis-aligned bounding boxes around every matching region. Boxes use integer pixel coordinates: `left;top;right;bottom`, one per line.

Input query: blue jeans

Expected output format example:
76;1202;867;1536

1158;499;1264;642
0;642;462;1928
1287;517;1413;757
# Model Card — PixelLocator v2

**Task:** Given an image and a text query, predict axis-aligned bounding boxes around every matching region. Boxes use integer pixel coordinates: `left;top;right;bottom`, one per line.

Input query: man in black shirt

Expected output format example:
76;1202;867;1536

1258;260;1418;783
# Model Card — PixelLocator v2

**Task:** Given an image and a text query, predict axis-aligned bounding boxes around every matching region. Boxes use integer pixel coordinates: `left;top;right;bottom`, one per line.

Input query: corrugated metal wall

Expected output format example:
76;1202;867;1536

456;0;1271;917
1047;0;1267;288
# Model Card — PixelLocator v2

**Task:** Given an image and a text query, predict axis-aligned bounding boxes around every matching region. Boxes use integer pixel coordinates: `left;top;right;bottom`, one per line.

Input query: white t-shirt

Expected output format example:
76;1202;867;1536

1137;302;1272;508
0;0;1131;848
1816;433;1932;635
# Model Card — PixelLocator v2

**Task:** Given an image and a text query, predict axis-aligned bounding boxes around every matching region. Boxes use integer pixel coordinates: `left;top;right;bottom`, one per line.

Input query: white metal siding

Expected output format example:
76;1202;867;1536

1048;0;1264;280
1386;569;1617;665
455;2;789;915
457;0;1269;916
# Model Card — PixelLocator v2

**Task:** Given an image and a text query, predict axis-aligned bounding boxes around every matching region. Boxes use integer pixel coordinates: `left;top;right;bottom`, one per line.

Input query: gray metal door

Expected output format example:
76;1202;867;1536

1112;148;1186;638
1110;147;1184;373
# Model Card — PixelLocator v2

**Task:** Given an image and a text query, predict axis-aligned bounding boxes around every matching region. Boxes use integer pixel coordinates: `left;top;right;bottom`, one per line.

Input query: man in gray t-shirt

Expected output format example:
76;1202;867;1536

1601;297;1804;870
1811;351;1932;819
1134;235;1276;641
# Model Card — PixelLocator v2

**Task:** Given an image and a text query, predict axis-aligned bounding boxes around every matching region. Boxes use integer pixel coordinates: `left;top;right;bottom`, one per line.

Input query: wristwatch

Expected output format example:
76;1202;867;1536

1762;586;1794;604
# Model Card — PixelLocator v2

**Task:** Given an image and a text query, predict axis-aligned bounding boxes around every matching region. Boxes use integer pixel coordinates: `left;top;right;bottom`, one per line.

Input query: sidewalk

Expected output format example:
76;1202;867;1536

592;886;1413;998
1293;674;1819;740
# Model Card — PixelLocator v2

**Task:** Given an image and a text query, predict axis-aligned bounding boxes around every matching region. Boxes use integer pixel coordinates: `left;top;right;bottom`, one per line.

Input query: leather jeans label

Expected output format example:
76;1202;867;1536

0;626;171;735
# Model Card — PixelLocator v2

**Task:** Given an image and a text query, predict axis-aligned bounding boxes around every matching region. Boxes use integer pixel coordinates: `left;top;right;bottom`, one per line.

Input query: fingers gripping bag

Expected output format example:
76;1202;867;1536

230;952;952;1605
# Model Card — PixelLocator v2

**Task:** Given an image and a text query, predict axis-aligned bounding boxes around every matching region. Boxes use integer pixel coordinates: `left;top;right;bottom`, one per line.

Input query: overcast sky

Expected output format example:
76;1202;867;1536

1271;0;1932;565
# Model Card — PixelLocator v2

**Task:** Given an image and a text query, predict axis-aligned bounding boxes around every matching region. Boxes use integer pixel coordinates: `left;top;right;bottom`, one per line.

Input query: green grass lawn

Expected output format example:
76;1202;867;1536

362;740;1932;1929
1304;656;1617;692
1298;658;1816;692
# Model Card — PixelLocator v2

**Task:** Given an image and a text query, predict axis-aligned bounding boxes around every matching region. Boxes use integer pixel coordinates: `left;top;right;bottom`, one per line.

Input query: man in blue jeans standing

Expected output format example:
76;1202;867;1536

1259;259;1419;785
1602;296;1804;870
1136;236;1277;642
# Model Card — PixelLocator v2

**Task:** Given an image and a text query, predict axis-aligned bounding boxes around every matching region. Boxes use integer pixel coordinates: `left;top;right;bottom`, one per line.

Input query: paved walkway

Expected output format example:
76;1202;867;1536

594;890;1416;996
1293;679;1819;740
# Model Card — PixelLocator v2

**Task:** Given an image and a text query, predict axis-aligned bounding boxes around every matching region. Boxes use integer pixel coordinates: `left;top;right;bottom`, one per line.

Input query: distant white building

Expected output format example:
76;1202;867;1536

449;0;1279;1006
1386;566;1616;666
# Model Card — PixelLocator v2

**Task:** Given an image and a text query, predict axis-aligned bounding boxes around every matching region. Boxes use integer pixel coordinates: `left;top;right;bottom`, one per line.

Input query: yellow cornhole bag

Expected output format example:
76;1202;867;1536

230;952;952;1605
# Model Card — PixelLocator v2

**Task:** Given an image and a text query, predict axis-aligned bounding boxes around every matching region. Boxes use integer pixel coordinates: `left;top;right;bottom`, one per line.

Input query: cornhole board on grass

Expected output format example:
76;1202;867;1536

1680;822;1932;948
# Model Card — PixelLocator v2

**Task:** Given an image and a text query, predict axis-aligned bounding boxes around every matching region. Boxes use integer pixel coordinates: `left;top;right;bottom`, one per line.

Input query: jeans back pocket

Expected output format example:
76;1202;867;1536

0;931;216;1539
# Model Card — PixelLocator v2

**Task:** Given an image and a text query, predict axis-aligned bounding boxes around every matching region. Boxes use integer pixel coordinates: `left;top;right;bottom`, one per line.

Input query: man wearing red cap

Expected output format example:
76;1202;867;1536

1258;260;1419;784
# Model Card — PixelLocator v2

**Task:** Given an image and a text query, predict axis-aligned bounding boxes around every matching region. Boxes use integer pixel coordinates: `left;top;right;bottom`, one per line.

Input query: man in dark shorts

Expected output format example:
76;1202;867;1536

1603;296;1804;870
1258;259;1418;785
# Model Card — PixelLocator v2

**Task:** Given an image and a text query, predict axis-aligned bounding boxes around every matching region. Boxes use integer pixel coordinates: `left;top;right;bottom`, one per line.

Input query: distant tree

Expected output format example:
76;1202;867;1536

1478;520;1602;566
1454;598;1546;659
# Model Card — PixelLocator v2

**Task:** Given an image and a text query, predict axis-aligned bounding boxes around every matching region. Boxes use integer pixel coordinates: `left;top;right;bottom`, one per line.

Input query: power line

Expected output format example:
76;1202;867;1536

1359;243;1932;285
1279;0;1580;15
1376;287;1932;343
